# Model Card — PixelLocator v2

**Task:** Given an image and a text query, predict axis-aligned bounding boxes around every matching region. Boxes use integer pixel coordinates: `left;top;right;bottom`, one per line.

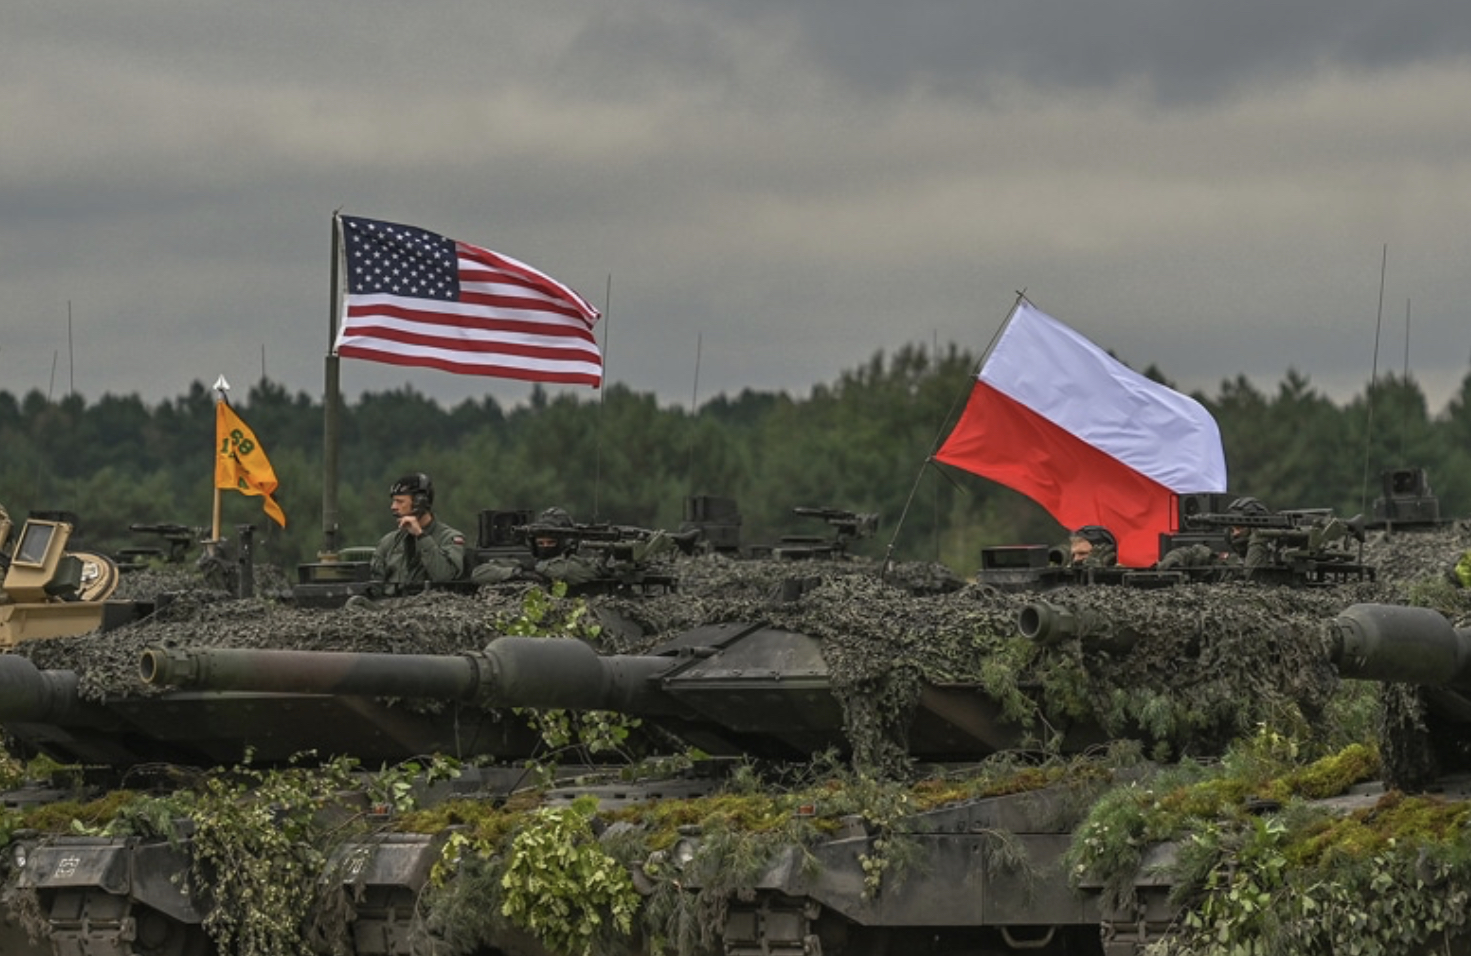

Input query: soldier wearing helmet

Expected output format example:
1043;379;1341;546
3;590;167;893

1224;496;1270;570
1156;495;1271;572
1068;525;1118;568
368;472;467;596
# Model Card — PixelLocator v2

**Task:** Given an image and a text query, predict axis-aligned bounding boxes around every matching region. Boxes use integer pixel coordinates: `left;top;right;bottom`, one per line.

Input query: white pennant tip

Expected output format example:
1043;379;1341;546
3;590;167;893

213;375;231;393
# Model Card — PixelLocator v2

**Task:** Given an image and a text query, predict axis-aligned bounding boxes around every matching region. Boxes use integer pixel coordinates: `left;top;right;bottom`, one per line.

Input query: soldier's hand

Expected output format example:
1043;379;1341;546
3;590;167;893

398;514;424;536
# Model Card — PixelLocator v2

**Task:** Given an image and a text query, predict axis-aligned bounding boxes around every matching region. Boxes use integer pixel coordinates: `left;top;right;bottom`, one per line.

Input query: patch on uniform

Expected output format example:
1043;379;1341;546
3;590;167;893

452;535;465;544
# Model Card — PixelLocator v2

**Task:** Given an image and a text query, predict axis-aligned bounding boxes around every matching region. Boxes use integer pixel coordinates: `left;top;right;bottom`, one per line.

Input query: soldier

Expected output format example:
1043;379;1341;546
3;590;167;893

1156;496;1271;572
1068;526;1118;568
526;507;603;586
368;473;467;596
1223;496;1272;570
471;506;602;587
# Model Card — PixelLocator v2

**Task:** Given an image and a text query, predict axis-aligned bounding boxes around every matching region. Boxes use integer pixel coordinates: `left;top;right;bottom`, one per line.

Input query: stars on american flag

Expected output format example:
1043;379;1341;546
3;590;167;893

341;216;460;301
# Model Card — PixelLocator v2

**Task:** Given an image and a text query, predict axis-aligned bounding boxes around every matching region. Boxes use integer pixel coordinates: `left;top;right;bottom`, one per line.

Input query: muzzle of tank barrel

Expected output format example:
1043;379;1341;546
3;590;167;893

1017;601;1139;653
1331;604;1471;687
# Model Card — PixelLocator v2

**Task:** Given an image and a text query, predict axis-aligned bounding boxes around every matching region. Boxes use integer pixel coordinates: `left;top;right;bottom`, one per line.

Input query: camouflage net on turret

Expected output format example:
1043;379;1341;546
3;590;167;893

12;548;1425;778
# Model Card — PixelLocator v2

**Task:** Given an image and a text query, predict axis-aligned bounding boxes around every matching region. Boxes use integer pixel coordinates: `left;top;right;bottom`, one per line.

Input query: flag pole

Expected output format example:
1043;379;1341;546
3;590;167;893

592;273;611;520
210;376;230;553
884;293;1026;572
322;213;343;557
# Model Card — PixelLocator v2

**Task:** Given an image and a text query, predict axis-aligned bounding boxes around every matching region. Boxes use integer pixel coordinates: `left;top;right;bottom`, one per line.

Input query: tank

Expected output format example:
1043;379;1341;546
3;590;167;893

1;551;1466;956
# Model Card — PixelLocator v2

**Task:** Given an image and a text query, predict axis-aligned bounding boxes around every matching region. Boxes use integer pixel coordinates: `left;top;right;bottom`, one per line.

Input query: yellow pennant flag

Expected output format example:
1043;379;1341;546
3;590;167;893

215;402;287;527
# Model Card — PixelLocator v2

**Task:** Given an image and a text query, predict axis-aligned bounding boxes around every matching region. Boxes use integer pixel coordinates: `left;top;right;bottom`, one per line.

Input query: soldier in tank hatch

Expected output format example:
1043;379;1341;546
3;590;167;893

1068;525;1118;568
369;472;467;596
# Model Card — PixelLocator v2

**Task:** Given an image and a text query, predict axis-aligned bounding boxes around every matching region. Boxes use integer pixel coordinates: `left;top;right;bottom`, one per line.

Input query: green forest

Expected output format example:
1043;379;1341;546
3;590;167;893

3;344;1470;575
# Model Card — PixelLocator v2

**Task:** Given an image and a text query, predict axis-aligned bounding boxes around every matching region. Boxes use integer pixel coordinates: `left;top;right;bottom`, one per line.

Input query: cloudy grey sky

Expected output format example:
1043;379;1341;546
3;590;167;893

4;1;1470;416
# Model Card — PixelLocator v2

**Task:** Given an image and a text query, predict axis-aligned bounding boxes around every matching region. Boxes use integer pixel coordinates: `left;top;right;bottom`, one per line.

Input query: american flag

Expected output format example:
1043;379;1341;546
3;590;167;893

335;215;603;386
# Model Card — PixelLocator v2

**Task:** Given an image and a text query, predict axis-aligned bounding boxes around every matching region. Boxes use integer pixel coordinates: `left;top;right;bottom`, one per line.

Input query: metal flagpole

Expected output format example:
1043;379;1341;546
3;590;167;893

322;213;343;557
210;376;230;552
593;273;610;520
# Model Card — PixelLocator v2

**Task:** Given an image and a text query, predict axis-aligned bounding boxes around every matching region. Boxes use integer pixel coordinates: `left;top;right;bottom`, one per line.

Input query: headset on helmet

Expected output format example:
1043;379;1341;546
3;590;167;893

390;473;434;515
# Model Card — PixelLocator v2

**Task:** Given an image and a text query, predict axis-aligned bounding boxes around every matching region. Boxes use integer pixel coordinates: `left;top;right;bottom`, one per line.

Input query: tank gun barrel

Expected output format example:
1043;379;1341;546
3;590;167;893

139;637;686;715
0;655;96;723
1016;601;1139;652
1329;604;1471;686
1022;601;1471;687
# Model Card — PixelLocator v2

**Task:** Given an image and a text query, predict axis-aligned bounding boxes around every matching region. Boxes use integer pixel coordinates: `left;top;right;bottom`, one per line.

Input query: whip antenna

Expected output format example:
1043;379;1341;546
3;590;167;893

1359;244;1387;517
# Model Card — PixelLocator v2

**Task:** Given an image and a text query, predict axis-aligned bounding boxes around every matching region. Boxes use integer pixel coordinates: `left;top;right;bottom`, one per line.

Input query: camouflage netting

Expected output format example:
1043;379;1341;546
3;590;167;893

12;540;1444;777
1360;519;1471;588
1010;581;1398;756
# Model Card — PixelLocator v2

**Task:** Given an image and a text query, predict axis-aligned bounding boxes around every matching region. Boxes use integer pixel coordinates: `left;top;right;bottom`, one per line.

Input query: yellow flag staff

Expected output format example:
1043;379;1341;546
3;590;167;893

213;375;286;541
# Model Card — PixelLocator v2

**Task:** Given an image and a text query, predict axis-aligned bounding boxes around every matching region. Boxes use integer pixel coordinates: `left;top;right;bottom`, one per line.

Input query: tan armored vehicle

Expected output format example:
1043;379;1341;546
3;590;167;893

0;507;125;646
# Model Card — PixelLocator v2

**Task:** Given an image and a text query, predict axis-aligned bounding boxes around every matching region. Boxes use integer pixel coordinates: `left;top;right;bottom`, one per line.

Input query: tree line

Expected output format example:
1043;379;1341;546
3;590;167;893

3;345;1470;575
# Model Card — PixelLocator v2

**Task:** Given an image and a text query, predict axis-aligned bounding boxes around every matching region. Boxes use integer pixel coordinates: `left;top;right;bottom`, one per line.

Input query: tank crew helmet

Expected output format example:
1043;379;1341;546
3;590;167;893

1225;496;1267;542
531;507;575;558
537;506;574;528
1072;525;1116;549
389;473;434;513
1227;496;1268;516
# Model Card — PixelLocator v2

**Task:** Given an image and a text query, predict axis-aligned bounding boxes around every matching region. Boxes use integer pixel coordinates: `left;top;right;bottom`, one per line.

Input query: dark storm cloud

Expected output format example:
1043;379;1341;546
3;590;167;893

2;0;1469;418
708;1;1471;103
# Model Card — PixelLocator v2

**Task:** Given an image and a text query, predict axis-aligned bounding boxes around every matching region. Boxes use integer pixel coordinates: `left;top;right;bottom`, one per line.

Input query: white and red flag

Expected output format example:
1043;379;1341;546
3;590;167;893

934;301;1227;567
335;215;602;386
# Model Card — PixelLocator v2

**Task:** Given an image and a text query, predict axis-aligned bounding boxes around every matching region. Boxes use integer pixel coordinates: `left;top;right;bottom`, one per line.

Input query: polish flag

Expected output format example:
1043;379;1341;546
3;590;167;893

934;301;1227;567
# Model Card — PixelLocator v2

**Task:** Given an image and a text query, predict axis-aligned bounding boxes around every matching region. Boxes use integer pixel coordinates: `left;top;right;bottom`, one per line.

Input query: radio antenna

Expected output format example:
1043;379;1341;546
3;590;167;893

1399;297;1411;459
68;301;75;397
686;332;702;494
1358;244;1388;517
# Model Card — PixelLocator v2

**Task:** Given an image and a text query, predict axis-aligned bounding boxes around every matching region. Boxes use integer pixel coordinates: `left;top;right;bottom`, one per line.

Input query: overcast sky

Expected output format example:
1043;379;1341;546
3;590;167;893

4;1;1470;417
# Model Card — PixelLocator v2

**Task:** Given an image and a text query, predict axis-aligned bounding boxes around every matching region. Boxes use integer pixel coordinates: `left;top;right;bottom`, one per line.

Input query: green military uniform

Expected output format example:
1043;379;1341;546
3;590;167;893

1156;534;1267;572
370;518;467;596
1155;542;1221;570
470;526;680;589
1236;531;1270;571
